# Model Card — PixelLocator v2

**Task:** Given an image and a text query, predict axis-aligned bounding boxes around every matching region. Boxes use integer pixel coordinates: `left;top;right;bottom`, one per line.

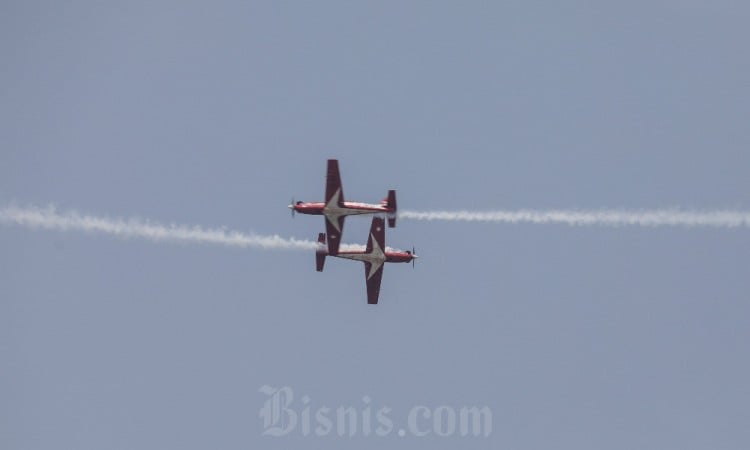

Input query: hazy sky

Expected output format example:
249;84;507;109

2;2;750;449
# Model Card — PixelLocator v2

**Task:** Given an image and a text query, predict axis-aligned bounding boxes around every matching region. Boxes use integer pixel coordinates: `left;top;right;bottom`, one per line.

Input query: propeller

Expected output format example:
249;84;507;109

412;246;417;268
289;197;295;218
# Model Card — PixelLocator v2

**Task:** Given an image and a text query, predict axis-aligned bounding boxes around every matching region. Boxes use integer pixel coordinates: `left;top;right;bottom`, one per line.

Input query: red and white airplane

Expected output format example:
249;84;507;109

289;159;397;255
315;216;416;305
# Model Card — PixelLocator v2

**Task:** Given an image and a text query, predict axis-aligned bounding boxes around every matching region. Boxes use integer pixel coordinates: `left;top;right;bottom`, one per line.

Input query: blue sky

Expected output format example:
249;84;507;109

2;2;750;449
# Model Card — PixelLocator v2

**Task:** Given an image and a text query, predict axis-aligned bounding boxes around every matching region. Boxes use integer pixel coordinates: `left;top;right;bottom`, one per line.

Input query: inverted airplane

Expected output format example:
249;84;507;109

316;216;416;305
289;159;397;255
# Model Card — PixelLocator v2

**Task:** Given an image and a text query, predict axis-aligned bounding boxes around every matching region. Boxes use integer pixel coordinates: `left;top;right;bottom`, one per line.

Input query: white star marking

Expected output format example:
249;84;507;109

336;233;385;279
323;188;376;232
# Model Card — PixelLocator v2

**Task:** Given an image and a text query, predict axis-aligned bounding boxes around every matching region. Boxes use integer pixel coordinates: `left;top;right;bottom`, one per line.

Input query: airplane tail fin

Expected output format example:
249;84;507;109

316;233;327;272
386;190;397;227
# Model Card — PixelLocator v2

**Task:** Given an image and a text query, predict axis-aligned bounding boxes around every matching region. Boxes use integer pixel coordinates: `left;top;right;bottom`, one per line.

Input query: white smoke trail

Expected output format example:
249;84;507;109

0;204;319;250
399;209;750;228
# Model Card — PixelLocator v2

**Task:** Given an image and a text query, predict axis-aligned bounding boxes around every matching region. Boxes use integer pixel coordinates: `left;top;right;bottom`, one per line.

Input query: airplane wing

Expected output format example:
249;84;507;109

364;216;386;304
325;215;345;255
366;216;386;253
325;159;345;207
364;262;384;305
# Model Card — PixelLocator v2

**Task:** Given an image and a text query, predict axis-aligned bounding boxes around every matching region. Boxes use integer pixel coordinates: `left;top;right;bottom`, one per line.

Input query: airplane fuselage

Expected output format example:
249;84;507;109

292;201;394;217
328;249;415;264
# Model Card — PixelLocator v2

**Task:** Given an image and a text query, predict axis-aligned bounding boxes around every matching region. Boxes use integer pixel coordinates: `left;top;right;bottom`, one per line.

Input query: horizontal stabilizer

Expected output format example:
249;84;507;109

386;190;397;227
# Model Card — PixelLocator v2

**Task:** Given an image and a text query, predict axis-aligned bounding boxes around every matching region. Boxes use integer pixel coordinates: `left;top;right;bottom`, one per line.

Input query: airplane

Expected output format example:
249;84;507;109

289;159;397;255
315;216;416;305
